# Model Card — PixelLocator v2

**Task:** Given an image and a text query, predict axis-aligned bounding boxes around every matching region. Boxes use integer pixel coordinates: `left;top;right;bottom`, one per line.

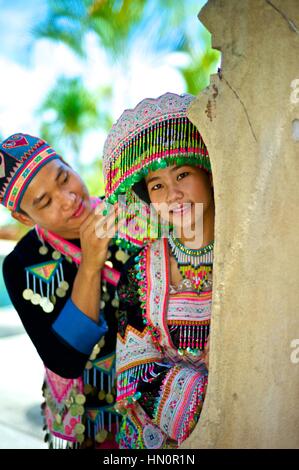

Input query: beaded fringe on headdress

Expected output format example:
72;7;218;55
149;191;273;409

106;117;210;203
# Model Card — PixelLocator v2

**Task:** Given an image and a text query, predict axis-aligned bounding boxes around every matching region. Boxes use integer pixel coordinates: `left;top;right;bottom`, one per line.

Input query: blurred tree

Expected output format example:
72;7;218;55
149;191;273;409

84;159;105;196
179;28;220;95
33;0;220;197
37;77;112;171
34;0;220;93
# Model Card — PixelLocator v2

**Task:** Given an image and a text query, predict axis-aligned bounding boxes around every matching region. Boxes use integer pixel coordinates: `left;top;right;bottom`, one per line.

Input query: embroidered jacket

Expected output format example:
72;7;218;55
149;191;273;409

116;239;211;449
2;227;130;448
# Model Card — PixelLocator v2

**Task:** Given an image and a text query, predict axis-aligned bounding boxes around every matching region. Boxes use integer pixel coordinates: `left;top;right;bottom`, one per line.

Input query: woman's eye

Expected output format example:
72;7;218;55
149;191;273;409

151;183;162;191
177;172;189;180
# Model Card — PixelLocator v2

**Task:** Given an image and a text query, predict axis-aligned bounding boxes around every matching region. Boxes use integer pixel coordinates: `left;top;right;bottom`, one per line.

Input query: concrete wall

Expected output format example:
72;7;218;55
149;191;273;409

182;0;299;449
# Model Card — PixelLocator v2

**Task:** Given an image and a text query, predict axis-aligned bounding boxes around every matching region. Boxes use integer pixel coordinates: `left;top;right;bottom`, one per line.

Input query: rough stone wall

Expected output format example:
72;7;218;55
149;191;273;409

182;0;299;449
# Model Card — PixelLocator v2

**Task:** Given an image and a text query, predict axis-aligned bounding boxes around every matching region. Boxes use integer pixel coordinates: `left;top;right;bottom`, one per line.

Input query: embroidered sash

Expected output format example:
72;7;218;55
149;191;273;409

145;239;181;363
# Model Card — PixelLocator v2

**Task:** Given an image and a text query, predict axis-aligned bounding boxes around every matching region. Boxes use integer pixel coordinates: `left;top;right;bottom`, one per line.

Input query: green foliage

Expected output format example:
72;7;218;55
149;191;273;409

35;0;220;90
33;0;220;199
39;76;100;135
33;0;87;56
83;159;105;197
180;29;220;95
88;0;148;58
37;76;106;169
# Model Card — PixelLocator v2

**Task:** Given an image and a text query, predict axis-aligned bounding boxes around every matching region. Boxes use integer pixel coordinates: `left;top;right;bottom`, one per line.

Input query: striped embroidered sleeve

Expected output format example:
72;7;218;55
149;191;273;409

150;364;208;444
116;262;165;403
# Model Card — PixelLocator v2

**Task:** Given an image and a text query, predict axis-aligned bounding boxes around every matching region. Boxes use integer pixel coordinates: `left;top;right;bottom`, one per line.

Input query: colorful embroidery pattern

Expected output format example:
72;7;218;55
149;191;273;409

153;365;208;444
43;368;84;442
116;239;211;448
116;327;163;401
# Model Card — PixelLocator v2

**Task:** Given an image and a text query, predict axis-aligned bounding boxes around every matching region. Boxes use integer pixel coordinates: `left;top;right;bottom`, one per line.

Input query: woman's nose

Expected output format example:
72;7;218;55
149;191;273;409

166;184;184;204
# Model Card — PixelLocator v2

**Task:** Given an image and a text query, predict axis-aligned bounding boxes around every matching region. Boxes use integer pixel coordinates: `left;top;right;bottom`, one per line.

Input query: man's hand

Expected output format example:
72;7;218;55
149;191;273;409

71;201;117;322
80;201;116;275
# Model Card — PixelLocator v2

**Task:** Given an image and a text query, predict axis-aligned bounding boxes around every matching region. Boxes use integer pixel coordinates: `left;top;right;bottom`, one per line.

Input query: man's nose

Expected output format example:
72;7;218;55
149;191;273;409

60;191;76;210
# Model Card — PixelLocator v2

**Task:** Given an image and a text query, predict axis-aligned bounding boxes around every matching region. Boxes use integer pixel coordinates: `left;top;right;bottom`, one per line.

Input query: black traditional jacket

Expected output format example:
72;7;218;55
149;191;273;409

3;227;130;448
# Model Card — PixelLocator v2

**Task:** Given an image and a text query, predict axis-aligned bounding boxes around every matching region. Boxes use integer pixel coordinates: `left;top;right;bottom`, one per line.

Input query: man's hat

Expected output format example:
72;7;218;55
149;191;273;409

0;133;60;211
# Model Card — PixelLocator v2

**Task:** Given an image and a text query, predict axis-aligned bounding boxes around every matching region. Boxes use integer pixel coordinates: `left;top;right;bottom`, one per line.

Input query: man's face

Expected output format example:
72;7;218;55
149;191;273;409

18;159;92;237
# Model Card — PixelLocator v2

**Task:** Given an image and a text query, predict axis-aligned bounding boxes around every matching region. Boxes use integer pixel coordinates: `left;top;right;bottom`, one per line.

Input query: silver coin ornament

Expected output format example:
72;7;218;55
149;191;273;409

115;250;129;263
22;288;33;300
24;245;70;313
59;281;69;291
52;250;62;260
31;293;41;305
39;246;49;255
39;297;48;308
56;287;66;298
103;292;110;302
42;299;54;313
111;298;119;308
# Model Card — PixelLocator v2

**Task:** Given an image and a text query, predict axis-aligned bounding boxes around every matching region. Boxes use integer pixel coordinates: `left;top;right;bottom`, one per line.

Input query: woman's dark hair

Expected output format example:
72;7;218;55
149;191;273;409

132;179;151;204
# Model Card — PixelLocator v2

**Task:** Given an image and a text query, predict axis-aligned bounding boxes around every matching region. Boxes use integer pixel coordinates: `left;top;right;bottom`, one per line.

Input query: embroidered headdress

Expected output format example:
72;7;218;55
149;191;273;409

103;92;210;204
0;133;60;211
102;93;211;247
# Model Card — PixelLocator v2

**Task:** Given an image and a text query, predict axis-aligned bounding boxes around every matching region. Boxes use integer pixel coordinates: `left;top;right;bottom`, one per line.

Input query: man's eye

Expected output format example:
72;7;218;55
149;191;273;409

177;172;189;180
62;172;69;183
41;200;51;209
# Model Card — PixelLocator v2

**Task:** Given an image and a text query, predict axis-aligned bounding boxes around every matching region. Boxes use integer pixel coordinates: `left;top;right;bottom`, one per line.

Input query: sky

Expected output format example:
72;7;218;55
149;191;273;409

0;0;208;224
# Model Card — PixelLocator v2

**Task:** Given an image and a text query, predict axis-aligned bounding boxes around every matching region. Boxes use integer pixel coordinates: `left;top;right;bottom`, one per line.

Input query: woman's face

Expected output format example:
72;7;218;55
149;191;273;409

145;164;214;230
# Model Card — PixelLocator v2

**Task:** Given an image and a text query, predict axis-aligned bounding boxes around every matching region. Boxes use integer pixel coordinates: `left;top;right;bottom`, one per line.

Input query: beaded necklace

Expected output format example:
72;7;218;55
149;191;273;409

168;232;214;293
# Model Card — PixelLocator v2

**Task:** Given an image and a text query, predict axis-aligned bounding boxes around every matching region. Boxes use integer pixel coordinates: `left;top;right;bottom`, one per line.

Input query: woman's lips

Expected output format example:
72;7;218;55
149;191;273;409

171;203;193;215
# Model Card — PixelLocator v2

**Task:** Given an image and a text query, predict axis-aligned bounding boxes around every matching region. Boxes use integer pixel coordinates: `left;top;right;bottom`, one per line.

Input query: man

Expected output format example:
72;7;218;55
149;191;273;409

0;132;129;448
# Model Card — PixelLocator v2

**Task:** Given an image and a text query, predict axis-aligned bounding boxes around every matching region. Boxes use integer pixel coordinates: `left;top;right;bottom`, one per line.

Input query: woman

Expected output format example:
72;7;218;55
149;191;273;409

102;92;214;448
